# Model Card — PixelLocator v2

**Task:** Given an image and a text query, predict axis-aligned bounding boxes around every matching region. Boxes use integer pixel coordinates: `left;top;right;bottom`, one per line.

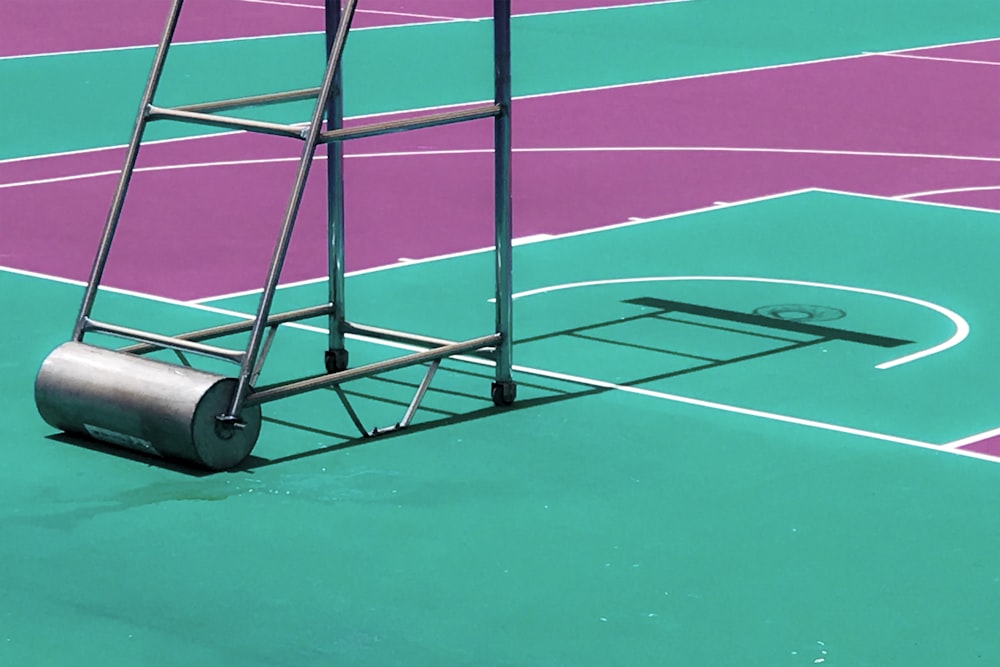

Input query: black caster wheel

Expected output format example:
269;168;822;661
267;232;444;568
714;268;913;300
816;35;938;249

325;348;349;373
491;381;517;406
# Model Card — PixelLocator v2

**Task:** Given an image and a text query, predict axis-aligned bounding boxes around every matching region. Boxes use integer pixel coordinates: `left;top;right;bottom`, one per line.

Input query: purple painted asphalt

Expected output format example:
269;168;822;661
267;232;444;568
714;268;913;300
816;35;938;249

0;0;662;57
4;45;1000;300
961;435;1000;458
906;40;1000;63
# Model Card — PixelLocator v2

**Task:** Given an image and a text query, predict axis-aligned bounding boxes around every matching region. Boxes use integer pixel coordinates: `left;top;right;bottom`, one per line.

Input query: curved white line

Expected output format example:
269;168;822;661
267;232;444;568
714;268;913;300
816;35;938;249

7;145;1000;190
510;276;969;370
898;184;1000;199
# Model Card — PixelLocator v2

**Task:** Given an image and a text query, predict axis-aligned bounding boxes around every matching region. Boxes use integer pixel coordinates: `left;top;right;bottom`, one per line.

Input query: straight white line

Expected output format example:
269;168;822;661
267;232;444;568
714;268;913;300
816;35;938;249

188;189;815;303
0;131;246;166
515;365;1000;465
866;51;1000;67
0;156;302;190
0;0;688;61
508;366;932;447
239;0;468;22
187;234;558;304
942;425;1000;449
239;0;324;9
356;9;467;22
896;184;1000;199
816;187;1000;216
512;0;693;19
891;35;1000;54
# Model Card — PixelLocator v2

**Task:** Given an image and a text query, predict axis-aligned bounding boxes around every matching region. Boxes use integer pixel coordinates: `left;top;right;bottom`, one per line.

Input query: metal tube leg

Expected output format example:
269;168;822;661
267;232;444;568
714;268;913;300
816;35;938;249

224;0;361;423
72;0;186;341
325;0;349;373
492;0;516;406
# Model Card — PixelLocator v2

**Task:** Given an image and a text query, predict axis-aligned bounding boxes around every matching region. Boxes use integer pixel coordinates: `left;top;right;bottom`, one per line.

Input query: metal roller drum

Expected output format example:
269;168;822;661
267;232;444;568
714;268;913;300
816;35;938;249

35;342;261;470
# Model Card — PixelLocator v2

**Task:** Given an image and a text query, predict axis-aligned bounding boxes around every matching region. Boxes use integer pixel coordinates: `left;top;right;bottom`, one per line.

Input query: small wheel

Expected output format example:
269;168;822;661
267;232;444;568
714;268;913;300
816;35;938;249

491;381;517;406
325;348;349;373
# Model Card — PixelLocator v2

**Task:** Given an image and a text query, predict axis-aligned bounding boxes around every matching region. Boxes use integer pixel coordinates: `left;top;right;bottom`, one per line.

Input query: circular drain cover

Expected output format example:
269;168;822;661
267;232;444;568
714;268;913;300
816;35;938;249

753;304;846;323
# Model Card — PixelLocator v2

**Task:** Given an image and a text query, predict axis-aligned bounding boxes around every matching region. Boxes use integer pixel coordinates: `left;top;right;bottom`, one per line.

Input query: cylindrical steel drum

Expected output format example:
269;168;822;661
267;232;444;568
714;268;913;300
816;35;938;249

35;342;261;470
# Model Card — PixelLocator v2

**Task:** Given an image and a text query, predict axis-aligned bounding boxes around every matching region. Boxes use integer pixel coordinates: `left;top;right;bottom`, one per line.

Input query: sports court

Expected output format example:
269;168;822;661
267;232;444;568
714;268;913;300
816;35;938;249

4;1;1000;664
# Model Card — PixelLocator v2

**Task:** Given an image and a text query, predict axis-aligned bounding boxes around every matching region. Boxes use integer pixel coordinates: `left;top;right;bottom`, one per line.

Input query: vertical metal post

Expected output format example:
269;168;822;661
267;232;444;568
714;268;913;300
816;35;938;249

224;0;360;423
491;0;516;405
324;0;349;373
72;0;186;341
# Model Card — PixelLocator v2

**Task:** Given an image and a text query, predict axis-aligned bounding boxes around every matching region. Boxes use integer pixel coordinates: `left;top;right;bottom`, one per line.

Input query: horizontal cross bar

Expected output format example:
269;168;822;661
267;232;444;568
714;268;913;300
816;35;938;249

342;321;498;359
247;333;503;405
83;318;245;362
119;303;337;355
319;104;501;143
174;87;321;114
146;105;307;139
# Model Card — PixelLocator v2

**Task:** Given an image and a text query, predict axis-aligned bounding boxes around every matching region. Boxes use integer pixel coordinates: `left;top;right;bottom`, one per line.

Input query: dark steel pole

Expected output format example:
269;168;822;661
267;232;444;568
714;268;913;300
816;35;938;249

492;0;516;404
325;0;349;373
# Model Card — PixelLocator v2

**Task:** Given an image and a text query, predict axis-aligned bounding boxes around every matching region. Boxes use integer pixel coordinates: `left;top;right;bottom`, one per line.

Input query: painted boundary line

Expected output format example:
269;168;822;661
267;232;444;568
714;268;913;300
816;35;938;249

9;144;1000;190
189;186;1000;303
866;51;1000;67
0;0;690;61
817;187;1000;217
896;185;1000;200
239;0;475;22
188;189;819;303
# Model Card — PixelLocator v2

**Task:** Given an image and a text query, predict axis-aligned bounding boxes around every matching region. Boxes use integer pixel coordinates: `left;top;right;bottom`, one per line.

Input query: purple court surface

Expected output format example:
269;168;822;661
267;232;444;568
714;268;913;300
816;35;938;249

3;39;1000;300
0;0;673;57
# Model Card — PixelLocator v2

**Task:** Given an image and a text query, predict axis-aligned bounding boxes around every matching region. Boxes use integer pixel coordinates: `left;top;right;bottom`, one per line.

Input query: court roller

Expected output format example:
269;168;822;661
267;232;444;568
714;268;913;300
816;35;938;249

35;342;261;470
32;0;515;470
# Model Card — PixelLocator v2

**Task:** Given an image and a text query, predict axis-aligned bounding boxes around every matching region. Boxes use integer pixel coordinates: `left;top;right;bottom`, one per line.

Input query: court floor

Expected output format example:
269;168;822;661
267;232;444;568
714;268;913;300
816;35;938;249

4;1;1000;665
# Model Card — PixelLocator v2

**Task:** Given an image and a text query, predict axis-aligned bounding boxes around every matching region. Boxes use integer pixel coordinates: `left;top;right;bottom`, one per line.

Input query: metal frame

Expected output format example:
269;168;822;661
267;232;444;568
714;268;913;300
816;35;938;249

71;0;516;438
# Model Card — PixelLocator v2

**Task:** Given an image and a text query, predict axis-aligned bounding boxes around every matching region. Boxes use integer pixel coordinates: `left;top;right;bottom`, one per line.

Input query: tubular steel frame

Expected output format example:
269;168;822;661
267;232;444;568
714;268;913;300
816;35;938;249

71;0;516;438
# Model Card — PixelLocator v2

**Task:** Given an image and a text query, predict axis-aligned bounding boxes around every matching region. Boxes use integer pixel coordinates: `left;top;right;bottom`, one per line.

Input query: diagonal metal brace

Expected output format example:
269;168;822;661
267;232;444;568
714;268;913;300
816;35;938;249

332;360;442;438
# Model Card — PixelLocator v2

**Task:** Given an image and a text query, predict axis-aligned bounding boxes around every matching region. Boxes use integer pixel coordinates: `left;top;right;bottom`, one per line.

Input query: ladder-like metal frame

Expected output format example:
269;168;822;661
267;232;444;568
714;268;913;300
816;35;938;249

70;0;516;438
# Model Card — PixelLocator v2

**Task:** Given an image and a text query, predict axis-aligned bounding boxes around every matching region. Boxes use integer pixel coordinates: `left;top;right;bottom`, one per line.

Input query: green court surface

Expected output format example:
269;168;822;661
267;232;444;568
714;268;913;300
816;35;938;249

8;1;1000;664
6;191;1000;665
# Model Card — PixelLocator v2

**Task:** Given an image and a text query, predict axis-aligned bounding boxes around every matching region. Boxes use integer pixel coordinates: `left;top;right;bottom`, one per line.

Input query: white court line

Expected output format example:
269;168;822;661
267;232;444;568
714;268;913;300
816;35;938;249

8;261;999;464
0;0;689;61
189;234;557;303
866;51;1000;67
10;145;1000;191
817;186;1000;217
188;189;816;303
239;0;325;9
0;130;250;166
896;184;1000;200
943;425;1000;449
241;0;693;21
239;0;469;22
507;276;969;371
